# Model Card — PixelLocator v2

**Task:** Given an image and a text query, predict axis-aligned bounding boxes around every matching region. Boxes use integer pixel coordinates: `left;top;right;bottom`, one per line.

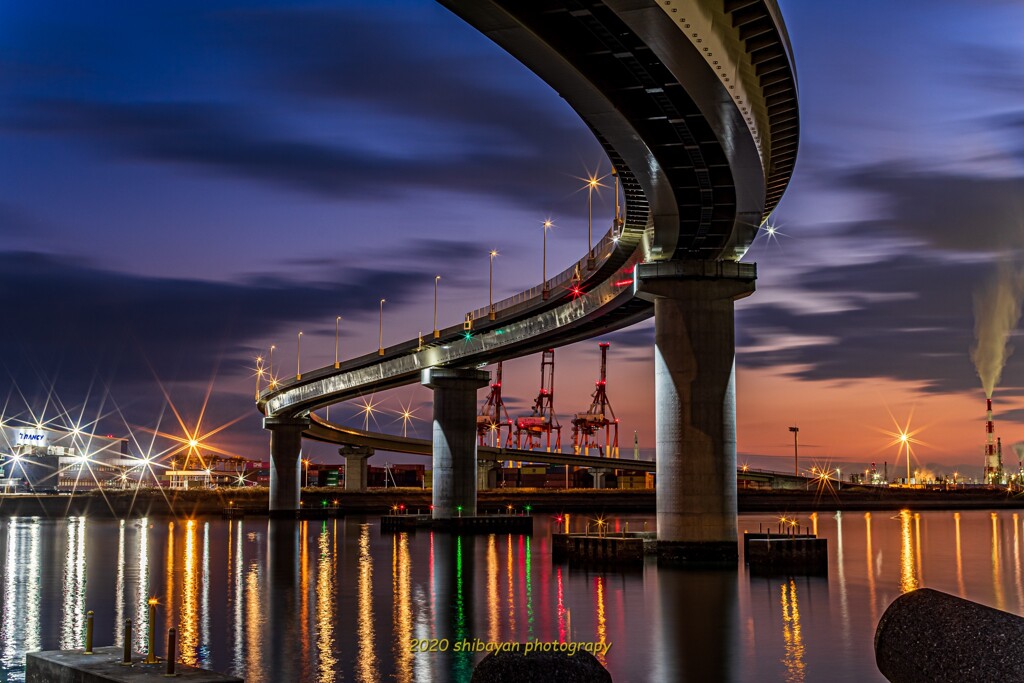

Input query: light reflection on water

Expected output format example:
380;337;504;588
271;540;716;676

7;510;1024;681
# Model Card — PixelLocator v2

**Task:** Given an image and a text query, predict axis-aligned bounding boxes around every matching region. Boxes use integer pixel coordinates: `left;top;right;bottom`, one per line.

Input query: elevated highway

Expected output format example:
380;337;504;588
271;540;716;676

258;0;798;563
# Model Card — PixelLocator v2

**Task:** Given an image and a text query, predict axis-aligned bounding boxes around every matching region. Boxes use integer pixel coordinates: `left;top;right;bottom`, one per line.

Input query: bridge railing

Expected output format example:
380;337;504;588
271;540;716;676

466;225;621;323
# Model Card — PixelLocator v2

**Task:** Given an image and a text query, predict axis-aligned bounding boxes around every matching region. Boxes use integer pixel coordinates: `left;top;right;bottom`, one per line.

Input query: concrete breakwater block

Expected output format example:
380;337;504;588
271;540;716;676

876;588;1024;682
471;650;612;683
551;533;648;564
745;535;827;575
27;646;243;682
380;514;533;534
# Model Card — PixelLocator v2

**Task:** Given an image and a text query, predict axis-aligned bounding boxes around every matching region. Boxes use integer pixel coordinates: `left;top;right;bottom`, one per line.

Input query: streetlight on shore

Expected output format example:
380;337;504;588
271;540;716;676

542;219;554;299
433;275;441;338
378;299;386;356
789;426;799;477
489;250;499;320
296;331;303;380
334;316;342;368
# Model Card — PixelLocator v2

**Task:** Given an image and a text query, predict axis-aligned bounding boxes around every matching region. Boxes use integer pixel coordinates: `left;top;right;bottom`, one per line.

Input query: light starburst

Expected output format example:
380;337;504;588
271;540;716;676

392;400;420;438
356;395;383;431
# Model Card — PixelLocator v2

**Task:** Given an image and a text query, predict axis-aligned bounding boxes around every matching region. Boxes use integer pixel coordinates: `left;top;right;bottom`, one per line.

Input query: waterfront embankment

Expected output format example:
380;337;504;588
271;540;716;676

1;486;1022;518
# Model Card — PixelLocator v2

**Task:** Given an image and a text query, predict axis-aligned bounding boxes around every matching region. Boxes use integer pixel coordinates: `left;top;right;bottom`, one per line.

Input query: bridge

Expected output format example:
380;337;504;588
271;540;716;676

258;0;798;564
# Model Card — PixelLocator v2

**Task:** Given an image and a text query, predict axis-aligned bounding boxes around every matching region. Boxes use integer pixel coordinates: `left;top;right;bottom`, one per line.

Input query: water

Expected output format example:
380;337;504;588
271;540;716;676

0;509;1019;682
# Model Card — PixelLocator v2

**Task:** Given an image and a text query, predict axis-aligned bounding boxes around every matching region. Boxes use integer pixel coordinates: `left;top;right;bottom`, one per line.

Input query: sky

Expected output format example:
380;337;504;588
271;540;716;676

1;0;1023;477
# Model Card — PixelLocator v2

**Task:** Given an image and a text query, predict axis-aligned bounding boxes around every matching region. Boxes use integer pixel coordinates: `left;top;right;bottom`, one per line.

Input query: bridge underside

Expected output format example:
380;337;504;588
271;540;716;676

260;0;798;565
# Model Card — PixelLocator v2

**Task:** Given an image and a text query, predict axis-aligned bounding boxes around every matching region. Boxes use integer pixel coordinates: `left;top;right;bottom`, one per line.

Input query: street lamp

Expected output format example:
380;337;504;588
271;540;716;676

488;250;498;320
789;426;799;477
612;166;622;236
378;299;386;356
334;316;342;368
585;174;601;270
542;219;553;300
296;331;303;380
269;345;276;387
254;356;263;401
433;275;441;339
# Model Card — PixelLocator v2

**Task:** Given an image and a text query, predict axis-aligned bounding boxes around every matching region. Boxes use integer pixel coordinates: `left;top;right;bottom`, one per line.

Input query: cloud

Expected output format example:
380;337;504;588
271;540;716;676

842;165;1024;253
736;253;1015;394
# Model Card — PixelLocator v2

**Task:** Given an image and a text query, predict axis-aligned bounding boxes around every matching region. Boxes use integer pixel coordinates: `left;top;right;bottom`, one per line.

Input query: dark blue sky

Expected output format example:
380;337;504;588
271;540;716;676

2;0;1023;471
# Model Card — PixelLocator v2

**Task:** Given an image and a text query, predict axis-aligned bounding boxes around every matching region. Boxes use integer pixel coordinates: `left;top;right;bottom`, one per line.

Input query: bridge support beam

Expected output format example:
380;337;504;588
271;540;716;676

638;261;755;565
422;367;490;519
590;467;612;490
264;416;311;515
339;445;374;491
478;461;499;491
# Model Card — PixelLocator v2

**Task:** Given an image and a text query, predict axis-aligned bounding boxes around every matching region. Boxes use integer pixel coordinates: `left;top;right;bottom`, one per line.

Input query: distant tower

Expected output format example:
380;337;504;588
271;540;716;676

515;349;561;451
571;342;619;457
984;398;1004;485
476;361;512;448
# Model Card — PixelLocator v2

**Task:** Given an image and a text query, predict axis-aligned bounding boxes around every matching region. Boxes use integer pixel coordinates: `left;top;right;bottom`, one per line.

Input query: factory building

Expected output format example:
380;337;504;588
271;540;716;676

0;425;138;491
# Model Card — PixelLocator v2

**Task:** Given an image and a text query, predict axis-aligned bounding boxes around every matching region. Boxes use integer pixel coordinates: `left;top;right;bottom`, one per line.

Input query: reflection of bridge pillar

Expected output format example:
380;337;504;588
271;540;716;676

654;567;738;680
339;445;374;491
266;518;302;681
478;461;499;491
590;467;612;490
264;416;310;514
638;261;755;564
422;368;490;519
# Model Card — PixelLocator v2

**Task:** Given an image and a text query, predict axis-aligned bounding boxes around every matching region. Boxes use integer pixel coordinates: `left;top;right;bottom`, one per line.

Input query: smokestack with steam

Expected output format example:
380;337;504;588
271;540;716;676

971;263;1024;398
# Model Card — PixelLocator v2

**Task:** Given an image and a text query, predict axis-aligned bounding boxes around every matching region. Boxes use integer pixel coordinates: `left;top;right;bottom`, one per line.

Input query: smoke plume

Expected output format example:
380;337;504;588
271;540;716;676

972;262;1024;397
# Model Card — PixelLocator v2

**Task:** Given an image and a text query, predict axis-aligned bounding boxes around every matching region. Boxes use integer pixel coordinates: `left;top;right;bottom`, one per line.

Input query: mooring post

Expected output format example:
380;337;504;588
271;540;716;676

165;627;177;677
84;611;94;654
121;619;133;665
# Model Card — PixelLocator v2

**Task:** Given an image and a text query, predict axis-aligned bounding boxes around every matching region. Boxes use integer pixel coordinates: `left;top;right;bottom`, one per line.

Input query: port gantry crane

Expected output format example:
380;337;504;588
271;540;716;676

572;342;619;457
515;349;561;452
476;361;513;448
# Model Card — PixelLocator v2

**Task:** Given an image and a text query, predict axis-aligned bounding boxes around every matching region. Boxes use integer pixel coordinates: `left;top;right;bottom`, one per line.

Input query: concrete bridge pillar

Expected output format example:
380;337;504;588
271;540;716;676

478;461;499;491
264;416;310;515
638;261;755;564
339;445;374;491
422;367;490;519
590;467;612;490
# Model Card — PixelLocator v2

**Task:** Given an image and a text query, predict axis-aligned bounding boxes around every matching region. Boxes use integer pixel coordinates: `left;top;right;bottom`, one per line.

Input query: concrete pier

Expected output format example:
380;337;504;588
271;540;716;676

264;416;310;515
638;261;755;564
477;461;499;490
422;367;490;519
26;647;243;682
339;445;373;491
590;467;612;490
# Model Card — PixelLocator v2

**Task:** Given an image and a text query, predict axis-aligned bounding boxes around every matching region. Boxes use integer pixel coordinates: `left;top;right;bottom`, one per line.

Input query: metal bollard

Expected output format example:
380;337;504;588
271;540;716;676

164;628;177;677
121;619;133;665
84;611;94;654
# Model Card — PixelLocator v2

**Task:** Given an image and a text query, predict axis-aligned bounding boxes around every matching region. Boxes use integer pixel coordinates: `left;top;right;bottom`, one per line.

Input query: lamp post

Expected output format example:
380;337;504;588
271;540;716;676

334;316;341;368
542;219;553;299
586;175;599;270
789;426;799;477
296;331;303;380
433;275;441;338
269;345;276;386
612;166;622;236
254;356;263;401
488;250;498;320
378;299;386;356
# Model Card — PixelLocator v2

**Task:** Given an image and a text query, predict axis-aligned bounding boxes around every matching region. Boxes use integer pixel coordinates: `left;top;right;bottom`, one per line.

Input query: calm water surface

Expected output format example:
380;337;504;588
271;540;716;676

0;509;1020;682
